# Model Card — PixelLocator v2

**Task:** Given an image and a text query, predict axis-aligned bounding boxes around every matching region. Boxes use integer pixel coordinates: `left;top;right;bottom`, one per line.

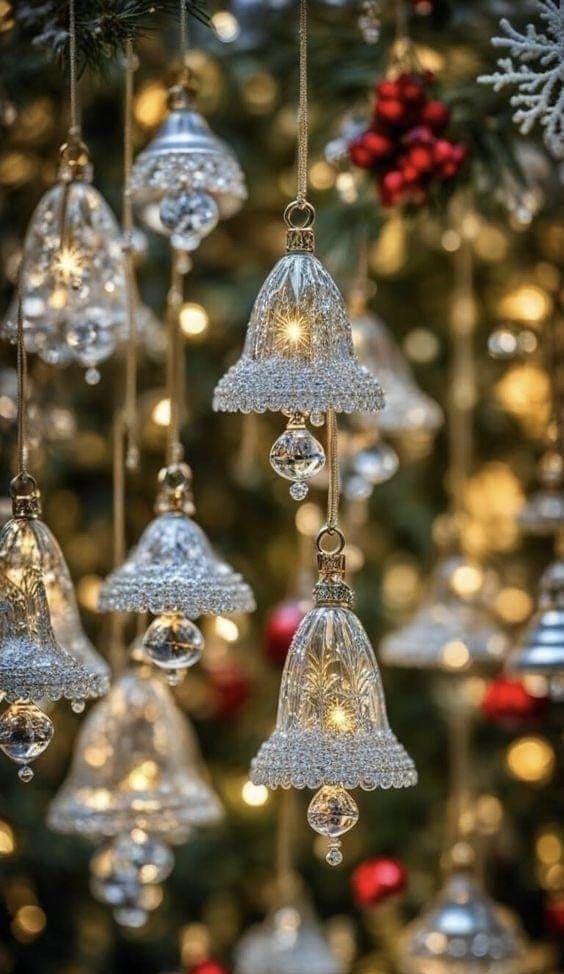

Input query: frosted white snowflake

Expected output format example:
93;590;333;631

479;0;564;158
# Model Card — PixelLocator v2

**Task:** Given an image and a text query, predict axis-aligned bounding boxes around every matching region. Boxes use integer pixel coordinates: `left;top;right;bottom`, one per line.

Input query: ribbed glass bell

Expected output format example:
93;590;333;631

2;139;127;382
130;80;246;245
397;870;528;974
47;665;224;839
251;545;416;861
0;474;109;706
351;313;443;436
213;210;384;416
381;556;508;673
510;560;564;700
98;463;255;618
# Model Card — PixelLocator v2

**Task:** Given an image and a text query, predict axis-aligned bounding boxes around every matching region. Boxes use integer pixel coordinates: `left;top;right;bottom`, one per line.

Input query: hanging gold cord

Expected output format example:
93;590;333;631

276;790;297;902
68;0;80;137
326;409;340;531
165;251;185;465
296;0;309;205
15;281;29;477
179;0;189;72
122;39;139;470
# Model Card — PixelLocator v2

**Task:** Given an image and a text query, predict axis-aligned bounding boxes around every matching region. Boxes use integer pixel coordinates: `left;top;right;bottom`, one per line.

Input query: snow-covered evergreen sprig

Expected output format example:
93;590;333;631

478;0;564;159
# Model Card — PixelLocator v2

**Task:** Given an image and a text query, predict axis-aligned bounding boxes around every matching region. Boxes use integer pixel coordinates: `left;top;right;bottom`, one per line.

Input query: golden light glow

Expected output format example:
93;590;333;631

441;640;471;670
84;745;112;769
215;616;239;643
13;905;46;940
498;284;551;324
274;311;310;356
335;172;358;204
506;736;555;785
404;328;440;364
241;780;269;807
309;160;335;191
325;703;357;733
295;502;323;537
441;229;461;252
126;760;159;791
494;587;533;625
134;81;167;128
180;922;212;966
495;363;551;437
180;302;209;338
242;72;278;113
537;829;562;866
370;214;406;276
152;397;171;427
52;245;86;286
463;463;525;555
212;10;240;42
382;562;422;612
0;821;15;855
475;795;503;834
451;564;483;598
48;288;67;310
76;574;103;613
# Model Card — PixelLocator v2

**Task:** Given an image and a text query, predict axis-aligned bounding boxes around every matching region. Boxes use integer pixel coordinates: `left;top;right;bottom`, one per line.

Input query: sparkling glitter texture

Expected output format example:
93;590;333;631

47;667;224;839
235;893;342;974
213;250;384;415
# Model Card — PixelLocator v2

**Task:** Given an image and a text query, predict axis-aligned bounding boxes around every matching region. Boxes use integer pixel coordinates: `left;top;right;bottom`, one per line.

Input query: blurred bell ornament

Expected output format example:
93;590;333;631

0;700;54;782
90;842;162;928
351;856;408;908
0;474;109;701
251;535;416;863
518;450;564;535
99;463;255;618
481;676;547;725
0;474;108;709
91;829;174;888
381;556;508;673
47;665;223;839
2;138;127;380
510;559;564;700
130;79;246;243
270;412;326;500
213;203;384;416
397;869;528;974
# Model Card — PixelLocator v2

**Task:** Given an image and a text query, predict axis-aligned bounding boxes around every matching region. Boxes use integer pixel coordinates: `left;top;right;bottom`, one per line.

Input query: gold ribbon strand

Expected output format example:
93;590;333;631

296;0;309;205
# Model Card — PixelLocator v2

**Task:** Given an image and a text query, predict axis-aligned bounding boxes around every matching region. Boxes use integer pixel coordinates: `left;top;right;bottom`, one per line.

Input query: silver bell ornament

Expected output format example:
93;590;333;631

130;79;246;245
251;532;416;864
510;559;564;700
213;203;384;416
270;412;326;500
2;138;128;382
47;665;223;840
381;556;509;673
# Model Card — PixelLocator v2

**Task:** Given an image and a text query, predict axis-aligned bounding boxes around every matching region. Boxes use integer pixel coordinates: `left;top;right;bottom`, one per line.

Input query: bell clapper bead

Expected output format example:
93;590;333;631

307;785;360;865
326;841;343;867
270;413;325;498
71;699;86;714
142;612;204;680
19;766;34;783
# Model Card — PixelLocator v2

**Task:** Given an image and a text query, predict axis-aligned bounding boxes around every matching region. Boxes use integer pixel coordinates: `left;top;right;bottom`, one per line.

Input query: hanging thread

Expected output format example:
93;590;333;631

15;281;29;477
68;0;80;136
123;39;139;470
166;251;185;465
296;0;309;204
326;409;340;530
179;0;189;66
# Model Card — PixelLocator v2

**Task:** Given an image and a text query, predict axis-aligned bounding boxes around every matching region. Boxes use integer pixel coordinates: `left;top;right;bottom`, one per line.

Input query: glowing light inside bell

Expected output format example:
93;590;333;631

241;780;269;807
126;760;160;792
52;245;87;288
48;288;67;310
274;310;310;356
325;703;357;733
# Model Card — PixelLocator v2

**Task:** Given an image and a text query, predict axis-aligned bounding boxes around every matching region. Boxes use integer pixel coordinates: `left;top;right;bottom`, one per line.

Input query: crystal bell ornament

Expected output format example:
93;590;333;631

270;412;326;500
0;473;110;704
48;664;224;839
510;559;564;700
518;450;564;535
130;76;246;249
2;136;128;382
381;556;509;673
397;868;528;974
251;529;416;864
90;827;173;928
213;202;384;417
351;312;443;437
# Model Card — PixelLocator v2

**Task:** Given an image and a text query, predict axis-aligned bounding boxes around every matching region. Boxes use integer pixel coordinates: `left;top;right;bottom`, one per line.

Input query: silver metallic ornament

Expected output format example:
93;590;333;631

130;81;246;238
0;700;54;782
213;206;384;415
510;559;564;699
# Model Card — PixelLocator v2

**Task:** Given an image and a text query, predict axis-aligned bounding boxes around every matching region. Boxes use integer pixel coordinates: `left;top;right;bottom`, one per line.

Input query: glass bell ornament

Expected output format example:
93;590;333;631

89;838;164;928
0;474;109;709
518;450;564;535
142;612;204;685
270;413;326;500
47;665;224;840
351;313;443;437
2;138;127;378
510;560;564;701
381;556;509;673
251;534;416;862
213;205;384;416
130;78;246;242
0;473;110;703
0;700;54;782
397;869;528;974
98;462;255;618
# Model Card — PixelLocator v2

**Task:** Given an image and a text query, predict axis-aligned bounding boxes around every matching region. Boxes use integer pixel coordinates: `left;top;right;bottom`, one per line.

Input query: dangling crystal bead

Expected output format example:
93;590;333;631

19;766;34;783
352;442;399;485
0;700;54;776
71;699;86;714
142;613;204;680
310;412;325;427
307;785;359;865
159;190;218;252
270;413;325;497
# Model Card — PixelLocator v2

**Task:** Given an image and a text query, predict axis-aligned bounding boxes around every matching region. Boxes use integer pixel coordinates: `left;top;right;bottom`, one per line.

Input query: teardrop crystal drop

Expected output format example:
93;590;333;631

0;700;54;773
270;414;325;485
307;785;359;839
142;613;204;677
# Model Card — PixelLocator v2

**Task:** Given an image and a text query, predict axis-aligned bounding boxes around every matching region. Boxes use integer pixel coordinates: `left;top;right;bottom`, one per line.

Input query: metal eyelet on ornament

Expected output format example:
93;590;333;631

142;612;204;685
307;785;359;866
0;700;54;782
269;412;326;500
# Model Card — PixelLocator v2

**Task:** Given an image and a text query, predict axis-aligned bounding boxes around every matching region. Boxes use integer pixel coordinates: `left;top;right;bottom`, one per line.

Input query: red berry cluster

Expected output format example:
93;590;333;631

349;72;468;208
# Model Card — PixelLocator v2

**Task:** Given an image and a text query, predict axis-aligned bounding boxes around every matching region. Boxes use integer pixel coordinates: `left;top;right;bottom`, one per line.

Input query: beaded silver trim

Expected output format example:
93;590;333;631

98;511;255;617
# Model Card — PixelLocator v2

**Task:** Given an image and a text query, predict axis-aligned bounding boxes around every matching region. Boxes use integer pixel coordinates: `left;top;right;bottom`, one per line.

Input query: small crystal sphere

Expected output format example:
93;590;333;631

270;416;326;485
143;613;204;675
159;191;219;246
289;482;309;501
66;315;117;367
353;443;399;485
307;785;359;839
326;845;343;867
0;701;54;772
487;328;518;360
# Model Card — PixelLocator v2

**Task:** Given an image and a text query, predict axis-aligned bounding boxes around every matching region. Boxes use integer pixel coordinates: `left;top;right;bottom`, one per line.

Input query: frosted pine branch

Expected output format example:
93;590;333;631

478;0;564;158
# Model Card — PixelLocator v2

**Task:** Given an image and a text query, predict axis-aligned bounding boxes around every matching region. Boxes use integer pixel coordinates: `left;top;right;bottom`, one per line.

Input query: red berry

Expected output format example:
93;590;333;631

409;144;434;173
364;130;394;159
420;99;450;132
433;139;455;164
375;99;407;126
403;124;435;147
400;81;426;106
376;80;401;100
451;142;469;164
351;857;408;908
401;163;421;185
379;169;406;207
349;139;375;169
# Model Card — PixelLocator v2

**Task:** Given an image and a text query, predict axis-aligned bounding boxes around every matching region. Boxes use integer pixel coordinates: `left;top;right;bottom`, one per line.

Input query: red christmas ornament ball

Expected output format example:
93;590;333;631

420;99;450;132
408;144;434;173
264;599;308;666
189;961;230;974
481;676;548;725
376;80;402;100
351;857;408;907
545;897;564;938
209;661;252;720
375;98;407;127
349;139;374;169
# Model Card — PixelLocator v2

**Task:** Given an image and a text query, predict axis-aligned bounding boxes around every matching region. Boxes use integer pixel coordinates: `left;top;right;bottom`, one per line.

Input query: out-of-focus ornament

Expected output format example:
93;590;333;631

131;78;246;248
351;856;408;908
251;533;416;864
545;895;564;939
2;139;127;382
90;827;173;927
48;665;224;839
411;0;435;14
191;962;231;974
209;659;252;720
479;1;564;159
381;556;508;672
270;413;326;500
264;599;309;667
358;0;381;44
351;440;400;485
397;869;529;974
99;463;254;685
519;450;564;535
481;676;548;725
351;313;442;437
510;559;564;700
